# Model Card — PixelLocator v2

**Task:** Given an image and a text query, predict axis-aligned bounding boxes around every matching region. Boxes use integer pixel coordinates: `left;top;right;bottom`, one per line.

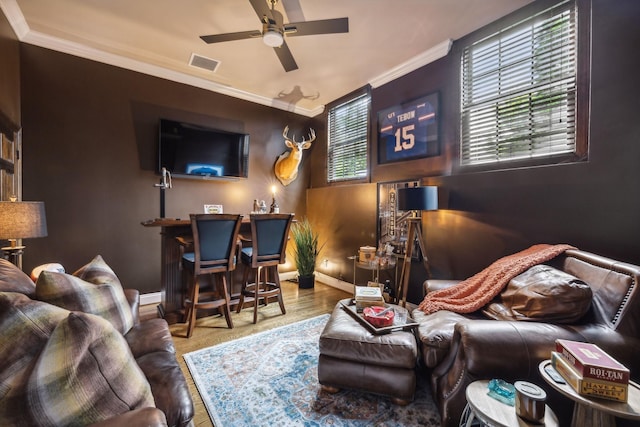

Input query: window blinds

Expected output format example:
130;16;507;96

460;1;576;166
327;93;370;182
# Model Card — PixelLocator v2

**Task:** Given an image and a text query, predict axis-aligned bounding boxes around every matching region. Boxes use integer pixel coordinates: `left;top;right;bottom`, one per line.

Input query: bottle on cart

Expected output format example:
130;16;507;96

383;279;394;302
270;197;279;213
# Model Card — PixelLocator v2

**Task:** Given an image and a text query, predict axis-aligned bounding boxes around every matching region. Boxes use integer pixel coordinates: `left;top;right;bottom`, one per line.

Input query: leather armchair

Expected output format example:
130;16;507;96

120;289;195;427
413;249;640;427
89;407;168;427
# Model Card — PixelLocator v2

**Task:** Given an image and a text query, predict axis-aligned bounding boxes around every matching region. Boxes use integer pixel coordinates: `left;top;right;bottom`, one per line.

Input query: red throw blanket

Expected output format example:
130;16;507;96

417;244;576;314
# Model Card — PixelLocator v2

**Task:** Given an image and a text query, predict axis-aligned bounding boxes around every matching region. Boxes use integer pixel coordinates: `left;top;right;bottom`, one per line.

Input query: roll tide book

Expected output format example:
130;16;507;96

555;339;630;384
551;351;628;402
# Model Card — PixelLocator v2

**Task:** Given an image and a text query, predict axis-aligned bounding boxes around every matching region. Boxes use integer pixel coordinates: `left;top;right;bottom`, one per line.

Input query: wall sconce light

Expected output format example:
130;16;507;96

396;186;438;307
0;200;48;267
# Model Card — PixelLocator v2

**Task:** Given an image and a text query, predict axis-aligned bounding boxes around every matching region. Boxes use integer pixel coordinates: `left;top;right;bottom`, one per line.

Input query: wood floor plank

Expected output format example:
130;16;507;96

143;279;351;427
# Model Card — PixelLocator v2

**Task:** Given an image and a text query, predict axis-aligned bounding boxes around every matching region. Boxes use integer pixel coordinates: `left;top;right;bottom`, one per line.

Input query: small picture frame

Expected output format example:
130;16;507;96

377;92;440;164
204;204;223;214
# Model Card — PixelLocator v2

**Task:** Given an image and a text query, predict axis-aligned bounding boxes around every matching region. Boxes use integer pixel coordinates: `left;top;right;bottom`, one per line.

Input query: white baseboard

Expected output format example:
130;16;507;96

281;271;354;294
140;291;161;306
139;272;354;306
279;271;298;281
315;272;355;294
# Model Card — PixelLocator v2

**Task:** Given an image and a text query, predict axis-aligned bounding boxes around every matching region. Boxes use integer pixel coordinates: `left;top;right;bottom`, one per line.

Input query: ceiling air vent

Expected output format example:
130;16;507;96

189;53;220;72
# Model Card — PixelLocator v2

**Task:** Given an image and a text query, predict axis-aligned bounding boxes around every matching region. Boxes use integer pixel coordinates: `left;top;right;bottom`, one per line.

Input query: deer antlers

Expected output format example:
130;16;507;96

283;126;316;144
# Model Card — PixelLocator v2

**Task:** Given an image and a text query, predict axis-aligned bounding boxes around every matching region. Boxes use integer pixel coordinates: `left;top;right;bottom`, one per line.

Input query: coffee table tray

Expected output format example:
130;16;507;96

340;299;418;334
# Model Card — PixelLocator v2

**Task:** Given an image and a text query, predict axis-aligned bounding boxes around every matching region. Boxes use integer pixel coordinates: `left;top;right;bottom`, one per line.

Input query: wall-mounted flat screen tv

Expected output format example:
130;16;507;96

158;118;249;180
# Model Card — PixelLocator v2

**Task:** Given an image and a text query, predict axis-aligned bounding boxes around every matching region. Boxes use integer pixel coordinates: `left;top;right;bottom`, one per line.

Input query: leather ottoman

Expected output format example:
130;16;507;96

318;299;418;404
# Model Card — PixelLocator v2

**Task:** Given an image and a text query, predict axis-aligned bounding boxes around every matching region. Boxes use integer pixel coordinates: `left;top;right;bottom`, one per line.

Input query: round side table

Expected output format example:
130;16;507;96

462;380;559;427
539;360;640;427
348;254;397;286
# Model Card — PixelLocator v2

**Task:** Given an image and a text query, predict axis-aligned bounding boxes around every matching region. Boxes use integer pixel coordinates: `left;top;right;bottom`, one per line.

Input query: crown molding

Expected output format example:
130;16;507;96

368;39;453;88
0;0;29;38
1;0;445;118
0;0;323;118
21;30;323;117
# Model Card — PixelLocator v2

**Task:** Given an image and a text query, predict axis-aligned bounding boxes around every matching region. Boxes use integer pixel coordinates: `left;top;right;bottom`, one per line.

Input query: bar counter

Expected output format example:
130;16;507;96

141;217;251;324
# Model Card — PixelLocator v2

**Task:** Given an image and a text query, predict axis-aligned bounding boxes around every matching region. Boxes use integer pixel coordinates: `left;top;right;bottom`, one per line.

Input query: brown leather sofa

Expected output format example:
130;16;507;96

117;288;195;427
0;259;194;427
412;249;640;427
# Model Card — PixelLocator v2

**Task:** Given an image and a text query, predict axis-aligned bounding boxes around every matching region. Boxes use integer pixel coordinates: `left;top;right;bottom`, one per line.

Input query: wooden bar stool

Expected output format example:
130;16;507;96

236;213;294;324
180;213;242;338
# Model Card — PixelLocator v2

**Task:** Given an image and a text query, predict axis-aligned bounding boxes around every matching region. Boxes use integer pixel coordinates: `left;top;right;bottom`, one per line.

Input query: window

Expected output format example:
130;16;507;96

327;92;370;182
460;1;578;167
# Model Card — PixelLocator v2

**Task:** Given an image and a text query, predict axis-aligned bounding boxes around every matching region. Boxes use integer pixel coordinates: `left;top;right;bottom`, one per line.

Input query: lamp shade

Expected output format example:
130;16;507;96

397;186;438;211
0;201;48;240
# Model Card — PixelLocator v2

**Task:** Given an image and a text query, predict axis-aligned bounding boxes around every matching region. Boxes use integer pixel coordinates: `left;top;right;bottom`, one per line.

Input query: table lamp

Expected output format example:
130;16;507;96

0;200;48;267
396;186;438;307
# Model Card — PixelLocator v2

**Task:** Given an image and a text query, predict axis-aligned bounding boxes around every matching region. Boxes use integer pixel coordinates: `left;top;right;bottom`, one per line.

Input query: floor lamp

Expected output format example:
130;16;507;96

0;200;48;268
396;186;438;307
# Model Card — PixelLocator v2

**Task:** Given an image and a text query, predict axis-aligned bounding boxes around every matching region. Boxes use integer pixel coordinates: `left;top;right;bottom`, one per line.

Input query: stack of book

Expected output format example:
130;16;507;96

354;285;385;312
551;339;630;402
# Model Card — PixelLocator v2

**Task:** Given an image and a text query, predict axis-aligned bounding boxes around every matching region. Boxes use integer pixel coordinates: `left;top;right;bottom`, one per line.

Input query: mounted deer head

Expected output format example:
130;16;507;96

274;126;316;186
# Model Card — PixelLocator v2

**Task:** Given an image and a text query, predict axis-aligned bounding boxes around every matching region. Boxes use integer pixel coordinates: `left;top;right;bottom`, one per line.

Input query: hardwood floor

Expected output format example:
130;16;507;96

143;279;351;427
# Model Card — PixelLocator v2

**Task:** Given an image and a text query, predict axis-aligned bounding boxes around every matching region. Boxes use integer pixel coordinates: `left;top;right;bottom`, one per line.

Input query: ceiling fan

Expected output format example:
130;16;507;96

200;0;349;72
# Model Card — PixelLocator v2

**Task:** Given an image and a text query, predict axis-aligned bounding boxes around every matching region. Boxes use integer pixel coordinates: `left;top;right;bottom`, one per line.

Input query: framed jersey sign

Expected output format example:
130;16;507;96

377;92;439;164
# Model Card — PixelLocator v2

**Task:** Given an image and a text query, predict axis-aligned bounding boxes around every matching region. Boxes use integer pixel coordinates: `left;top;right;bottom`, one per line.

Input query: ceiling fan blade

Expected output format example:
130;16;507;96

273;41;298;72
286;17;348;37
281;0;305;23
200;30;261;44
248;0;274;23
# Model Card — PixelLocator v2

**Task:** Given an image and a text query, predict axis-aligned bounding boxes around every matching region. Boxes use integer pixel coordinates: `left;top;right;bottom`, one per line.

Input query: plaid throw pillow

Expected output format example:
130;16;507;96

27;312;155;426
36;268;134;335
73;255;120;286
0;258;37;296
0;292;70;425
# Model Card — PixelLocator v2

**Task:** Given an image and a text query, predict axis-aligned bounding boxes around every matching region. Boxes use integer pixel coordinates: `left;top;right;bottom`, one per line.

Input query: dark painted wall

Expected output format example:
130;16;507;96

307;183;378;283
0;11;20;132
9;0;640;301
20;45;319;293
309;0;640;303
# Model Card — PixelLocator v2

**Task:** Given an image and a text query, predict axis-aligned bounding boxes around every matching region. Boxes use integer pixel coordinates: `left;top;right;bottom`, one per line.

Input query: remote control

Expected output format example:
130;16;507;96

544;364;566;384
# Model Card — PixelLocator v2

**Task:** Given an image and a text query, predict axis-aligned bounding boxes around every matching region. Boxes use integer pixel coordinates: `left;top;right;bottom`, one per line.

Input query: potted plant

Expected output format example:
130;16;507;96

291;217;322;289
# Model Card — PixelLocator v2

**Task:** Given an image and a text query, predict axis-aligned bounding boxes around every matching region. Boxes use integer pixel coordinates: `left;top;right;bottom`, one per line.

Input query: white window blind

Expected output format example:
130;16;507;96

460;1;576;166
327;93;370;182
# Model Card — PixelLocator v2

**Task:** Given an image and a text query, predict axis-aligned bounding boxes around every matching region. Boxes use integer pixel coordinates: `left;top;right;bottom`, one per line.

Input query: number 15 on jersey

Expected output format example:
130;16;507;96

378;94;439;164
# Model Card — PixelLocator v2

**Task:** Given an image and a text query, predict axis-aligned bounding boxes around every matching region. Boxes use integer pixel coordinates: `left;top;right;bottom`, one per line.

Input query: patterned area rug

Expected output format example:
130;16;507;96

183;314;441;426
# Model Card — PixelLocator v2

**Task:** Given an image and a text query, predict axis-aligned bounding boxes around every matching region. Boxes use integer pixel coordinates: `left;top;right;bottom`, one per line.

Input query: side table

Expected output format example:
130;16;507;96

348;254;397;287
461;380;559;427
539;360;640;427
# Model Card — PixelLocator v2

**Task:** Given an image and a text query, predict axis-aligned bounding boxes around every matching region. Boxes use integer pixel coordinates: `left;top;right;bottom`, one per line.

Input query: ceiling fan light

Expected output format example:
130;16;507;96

263;30;283;47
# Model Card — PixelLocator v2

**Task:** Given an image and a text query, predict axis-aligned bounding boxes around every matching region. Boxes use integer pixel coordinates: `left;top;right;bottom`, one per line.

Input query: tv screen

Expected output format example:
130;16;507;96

158;119;249;180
